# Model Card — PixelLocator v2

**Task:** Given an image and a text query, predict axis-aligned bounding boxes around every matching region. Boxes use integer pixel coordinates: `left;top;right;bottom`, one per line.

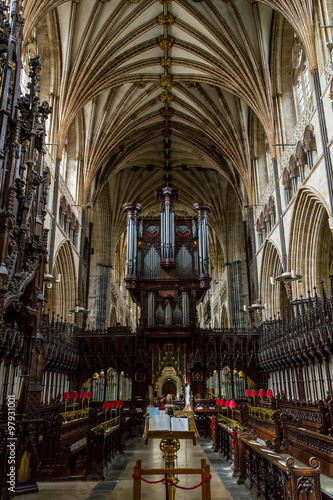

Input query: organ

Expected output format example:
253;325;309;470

123;187;212;334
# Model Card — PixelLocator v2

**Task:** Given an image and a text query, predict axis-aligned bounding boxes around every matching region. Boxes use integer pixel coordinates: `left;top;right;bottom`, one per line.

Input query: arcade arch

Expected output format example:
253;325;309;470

289;188;333;298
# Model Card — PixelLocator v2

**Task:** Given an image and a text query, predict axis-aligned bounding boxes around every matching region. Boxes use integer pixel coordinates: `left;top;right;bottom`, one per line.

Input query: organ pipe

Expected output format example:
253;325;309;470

193;203;212;276
122;203;142;276
156;187;178;262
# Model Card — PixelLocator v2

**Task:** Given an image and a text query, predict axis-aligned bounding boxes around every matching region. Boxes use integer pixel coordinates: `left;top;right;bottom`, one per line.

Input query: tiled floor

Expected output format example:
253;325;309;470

24;438;253;500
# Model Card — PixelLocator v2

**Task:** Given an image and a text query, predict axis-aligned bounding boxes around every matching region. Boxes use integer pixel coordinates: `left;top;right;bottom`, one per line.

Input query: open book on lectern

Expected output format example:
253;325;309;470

149;414;189;432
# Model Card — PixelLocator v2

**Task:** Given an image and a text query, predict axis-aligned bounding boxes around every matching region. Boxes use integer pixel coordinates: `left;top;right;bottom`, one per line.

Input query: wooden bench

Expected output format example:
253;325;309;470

38;407;104;480
85;416;124;480
237;433;322;499
210;415;244;471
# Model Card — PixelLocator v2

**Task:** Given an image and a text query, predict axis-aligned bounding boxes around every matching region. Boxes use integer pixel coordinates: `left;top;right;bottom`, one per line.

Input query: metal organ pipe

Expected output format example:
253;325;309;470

148;291;155;326
170;210;175;259
133;215;138;275
182;291;189;326
122;203;142;276
156;187;178;262
193;203;212;276
161;211;165;260
165;196;170;259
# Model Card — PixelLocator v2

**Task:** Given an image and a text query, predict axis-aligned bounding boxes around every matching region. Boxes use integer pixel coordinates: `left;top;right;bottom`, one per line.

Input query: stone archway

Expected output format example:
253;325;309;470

162;380;177;396
260;239;289;319
48;241;77;320
155;366;183;398
289;188;333;297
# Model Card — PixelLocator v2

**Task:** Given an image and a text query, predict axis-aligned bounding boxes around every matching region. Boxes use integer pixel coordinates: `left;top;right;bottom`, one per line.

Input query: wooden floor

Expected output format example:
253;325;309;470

25;438;253;500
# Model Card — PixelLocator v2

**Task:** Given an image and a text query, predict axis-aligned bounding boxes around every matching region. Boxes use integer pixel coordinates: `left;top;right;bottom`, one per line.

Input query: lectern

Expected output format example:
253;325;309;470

143;411;199;500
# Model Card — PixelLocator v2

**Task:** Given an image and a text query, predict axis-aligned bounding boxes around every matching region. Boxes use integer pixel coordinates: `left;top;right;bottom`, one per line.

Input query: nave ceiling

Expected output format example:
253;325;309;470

22;0;317;252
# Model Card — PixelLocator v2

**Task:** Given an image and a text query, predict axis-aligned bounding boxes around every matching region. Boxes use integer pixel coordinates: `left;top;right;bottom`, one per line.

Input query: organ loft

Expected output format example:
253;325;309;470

123;188;212;331
2;0;333;499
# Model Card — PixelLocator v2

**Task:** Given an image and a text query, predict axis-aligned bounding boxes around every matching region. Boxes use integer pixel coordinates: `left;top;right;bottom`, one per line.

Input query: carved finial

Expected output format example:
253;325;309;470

307;289;313;309
321;280;328;302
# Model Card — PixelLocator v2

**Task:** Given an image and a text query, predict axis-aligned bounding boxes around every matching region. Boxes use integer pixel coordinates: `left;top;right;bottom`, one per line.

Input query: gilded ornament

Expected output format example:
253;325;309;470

163;129;172;137
158;0;172;4
160;57;172;68
207;84;216;88
129;0;141;3
159;92;174;103
159;108;174;118
157;12;175;26
329;92;333;100
157;35;174;51
185;81;197;88
134;81;146;88
72;0;83;3
159;74;174;90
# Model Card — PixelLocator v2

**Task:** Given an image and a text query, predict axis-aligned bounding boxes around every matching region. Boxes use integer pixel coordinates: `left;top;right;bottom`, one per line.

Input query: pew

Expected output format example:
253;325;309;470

85;416;124;480
193;399;222;436
214;415;244;470
38;406;104;479
208;404;333;499
237;432;322;500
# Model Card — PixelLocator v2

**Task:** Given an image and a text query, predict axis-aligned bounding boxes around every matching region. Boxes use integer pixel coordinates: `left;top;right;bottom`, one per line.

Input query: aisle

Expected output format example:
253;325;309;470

90;437;231;500
24;438;252;500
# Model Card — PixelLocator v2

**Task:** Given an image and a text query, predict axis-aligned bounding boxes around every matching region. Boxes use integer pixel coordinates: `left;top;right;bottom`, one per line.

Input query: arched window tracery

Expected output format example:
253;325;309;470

58;197;79;247
295;141;307;182
292;36;312;117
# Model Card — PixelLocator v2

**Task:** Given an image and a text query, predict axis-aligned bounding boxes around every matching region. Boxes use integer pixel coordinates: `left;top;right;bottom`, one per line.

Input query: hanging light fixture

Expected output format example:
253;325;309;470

247;300;265;311
275;270;302;282
44;273;54;283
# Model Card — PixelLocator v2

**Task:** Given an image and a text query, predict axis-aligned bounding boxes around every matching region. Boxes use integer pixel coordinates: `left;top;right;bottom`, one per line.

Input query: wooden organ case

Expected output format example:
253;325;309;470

123;187;212;338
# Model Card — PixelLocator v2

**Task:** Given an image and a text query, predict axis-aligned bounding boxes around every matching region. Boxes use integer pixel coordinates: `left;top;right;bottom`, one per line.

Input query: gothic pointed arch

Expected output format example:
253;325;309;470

260;239;289;319
47;241;77;320
289;187;333;297
152;352;185;389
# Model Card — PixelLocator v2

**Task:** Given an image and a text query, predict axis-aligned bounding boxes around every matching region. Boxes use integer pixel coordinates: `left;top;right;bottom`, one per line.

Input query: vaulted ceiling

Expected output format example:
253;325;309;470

22;0;316;253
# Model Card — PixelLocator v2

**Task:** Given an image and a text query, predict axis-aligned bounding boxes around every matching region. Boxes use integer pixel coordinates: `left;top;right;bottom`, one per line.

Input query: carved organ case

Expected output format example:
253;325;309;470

123;188;212;336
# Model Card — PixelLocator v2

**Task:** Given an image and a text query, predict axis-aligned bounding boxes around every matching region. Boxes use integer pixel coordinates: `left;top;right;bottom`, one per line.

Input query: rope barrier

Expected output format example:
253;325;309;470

231;431;237;449
132;474;212;490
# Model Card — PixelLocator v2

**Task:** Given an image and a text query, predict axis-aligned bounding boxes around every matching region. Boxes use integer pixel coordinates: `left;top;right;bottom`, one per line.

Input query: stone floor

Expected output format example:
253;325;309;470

24;438;253;500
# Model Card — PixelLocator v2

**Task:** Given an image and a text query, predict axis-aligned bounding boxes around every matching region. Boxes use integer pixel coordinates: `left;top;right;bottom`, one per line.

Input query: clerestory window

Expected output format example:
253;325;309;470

292;36;312;118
